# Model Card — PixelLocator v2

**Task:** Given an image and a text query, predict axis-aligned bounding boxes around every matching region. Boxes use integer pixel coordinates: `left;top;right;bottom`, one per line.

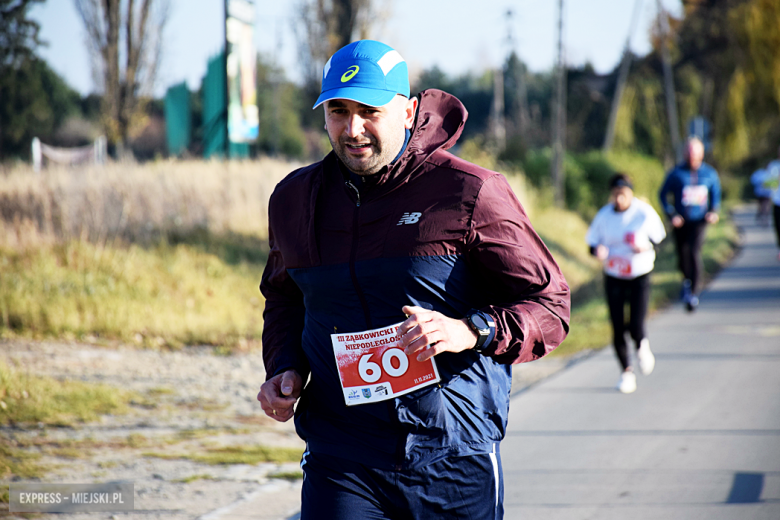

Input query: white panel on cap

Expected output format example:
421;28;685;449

323;57;332;80
377;50;404;76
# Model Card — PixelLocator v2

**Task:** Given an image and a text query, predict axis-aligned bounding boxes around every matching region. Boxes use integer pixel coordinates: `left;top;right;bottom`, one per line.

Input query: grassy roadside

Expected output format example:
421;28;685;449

0;189;739;355
0;359;139;504
0;158;295;348
0;360;135;427
0;359;303;507
144;445;303;466
0;234;267;349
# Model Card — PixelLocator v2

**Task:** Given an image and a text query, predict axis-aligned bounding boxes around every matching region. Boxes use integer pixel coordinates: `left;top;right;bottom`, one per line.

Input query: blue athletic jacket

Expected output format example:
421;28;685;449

260;89;570;471
658;161;721;222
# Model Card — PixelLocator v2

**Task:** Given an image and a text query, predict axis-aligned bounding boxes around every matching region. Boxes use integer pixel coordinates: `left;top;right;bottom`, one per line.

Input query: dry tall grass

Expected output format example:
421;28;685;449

0;158;303;249
0;158;303;346
0;157;589;344
2;155;674;356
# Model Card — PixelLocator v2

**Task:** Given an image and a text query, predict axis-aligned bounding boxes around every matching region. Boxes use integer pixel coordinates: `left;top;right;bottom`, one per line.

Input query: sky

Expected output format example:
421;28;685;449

30;0;683;98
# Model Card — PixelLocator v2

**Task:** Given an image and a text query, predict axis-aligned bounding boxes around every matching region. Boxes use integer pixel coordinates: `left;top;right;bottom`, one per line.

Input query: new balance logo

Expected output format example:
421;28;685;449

397;212;422;225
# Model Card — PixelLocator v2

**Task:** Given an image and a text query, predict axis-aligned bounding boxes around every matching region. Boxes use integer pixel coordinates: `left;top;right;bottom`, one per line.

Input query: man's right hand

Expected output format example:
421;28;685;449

257;369;303;422
671;215;685;228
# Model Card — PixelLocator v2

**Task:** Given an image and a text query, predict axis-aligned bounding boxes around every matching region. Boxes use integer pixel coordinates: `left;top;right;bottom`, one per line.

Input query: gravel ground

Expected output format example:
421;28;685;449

1;339;303;520
1;339;587;519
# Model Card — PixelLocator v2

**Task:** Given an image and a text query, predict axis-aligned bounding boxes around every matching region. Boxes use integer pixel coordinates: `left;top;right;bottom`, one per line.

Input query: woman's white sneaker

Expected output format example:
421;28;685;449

637;339;655;375
617;371;637;393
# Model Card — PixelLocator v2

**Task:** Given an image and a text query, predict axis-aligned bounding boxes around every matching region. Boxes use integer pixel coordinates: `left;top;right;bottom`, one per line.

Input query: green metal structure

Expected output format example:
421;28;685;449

164;82;191;157
202;52;249;159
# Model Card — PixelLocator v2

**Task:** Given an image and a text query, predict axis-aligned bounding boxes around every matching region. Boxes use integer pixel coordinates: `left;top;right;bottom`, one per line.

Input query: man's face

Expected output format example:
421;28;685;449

324;95;417;176
686;140;705;170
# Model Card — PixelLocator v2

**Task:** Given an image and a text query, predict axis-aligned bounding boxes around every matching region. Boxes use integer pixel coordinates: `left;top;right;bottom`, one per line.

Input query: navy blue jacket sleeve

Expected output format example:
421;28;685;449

658;170;677;218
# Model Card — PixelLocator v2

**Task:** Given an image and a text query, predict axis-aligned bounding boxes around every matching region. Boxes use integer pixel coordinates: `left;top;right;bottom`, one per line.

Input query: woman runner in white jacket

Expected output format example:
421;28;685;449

586;174;667;393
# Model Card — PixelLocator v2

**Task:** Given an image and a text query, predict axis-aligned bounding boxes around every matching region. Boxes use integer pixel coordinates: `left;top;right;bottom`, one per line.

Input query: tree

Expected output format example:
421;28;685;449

502;52;530;153
0;0;43;158
255;53;307;159
293;0;379;127
1;0;81;160
608;0;780;172
0;56;82;159
294;0;375;80
0;0;43;67
74;0;169;157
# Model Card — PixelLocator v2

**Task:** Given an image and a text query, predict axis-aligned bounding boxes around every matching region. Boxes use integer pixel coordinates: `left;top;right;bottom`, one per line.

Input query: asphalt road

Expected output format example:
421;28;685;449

502;206;780;520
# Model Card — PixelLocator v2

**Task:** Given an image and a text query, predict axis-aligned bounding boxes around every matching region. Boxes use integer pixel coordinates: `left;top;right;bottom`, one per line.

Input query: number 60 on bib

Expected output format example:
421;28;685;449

331;322;440;406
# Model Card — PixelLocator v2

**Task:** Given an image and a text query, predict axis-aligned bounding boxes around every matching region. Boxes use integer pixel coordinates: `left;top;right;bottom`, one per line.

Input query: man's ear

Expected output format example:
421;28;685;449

404;97;419;130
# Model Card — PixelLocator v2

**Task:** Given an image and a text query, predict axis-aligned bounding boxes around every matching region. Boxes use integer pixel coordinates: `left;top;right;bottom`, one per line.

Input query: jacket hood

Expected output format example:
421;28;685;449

409;89;468;153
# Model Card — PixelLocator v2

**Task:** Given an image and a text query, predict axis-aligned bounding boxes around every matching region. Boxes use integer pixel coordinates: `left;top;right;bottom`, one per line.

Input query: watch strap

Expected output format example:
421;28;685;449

468;310;496;353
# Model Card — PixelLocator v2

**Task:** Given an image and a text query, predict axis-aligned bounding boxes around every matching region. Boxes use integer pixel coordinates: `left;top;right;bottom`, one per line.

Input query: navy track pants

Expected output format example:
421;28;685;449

300;447;504;520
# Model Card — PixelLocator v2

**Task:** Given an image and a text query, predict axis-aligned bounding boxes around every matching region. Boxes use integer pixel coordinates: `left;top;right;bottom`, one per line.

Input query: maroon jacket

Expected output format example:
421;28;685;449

260;89;570;469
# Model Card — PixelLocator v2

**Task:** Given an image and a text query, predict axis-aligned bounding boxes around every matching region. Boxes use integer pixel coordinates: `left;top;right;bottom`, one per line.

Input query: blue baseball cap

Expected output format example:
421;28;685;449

313;40;410;109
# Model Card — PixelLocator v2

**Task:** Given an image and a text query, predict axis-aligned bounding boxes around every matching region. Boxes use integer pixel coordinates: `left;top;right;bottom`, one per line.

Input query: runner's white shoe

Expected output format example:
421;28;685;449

637;338;655;376
617;371;637;394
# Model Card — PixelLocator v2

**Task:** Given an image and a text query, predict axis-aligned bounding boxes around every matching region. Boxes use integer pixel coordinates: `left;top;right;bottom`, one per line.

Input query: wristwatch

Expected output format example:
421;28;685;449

466;311;495;353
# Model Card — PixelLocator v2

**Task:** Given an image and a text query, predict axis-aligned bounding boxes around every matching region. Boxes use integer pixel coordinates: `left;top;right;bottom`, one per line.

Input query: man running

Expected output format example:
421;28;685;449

659;137;721;311
257;40;570;519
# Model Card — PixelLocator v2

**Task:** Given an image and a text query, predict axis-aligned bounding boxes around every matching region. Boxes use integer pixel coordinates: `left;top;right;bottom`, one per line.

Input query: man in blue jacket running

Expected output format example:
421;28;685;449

659;137;721;311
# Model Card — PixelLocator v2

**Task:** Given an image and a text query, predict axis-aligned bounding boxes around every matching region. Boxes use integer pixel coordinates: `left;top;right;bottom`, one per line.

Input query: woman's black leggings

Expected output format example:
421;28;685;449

604;273;651;370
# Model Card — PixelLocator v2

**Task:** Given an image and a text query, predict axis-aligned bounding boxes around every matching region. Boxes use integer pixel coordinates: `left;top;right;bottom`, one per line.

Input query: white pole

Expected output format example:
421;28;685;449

96;136;107;165
32;137;42;173
492;68;506;151
551;0;566;207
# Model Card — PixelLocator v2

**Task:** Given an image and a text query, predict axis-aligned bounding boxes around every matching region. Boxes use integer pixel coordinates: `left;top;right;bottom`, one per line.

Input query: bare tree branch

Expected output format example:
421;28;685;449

73;0;167;157
294;0;374;86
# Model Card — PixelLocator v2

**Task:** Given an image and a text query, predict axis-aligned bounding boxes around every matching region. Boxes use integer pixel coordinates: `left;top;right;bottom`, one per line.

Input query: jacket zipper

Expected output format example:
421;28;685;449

347;179;401;470
345;180;373;329
345;179;361;207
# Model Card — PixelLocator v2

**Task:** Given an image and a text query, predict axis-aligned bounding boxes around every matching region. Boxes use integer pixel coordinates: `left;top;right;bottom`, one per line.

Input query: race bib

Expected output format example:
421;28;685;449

331;322;440;406
606;256;632;277
682;185;708;207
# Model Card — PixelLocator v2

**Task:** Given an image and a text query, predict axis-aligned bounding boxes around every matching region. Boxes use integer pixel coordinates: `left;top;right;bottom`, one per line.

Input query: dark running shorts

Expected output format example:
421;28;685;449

300;447;504;520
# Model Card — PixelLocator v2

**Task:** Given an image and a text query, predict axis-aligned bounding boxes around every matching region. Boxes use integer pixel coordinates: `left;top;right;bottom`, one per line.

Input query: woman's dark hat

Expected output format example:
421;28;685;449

609;174;634;190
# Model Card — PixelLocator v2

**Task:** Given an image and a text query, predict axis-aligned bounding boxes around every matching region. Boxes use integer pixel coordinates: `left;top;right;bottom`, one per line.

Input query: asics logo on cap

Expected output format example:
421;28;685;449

341;65;359;82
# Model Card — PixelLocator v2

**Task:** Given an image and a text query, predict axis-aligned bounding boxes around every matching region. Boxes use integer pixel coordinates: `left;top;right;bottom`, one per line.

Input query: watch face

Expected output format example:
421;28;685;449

471;314;488;331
